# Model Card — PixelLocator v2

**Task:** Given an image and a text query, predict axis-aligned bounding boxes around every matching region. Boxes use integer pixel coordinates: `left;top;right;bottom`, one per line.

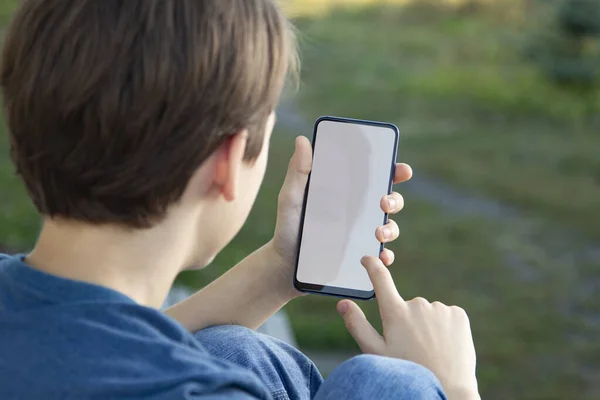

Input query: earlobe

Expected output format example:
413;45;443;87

220;130;248;202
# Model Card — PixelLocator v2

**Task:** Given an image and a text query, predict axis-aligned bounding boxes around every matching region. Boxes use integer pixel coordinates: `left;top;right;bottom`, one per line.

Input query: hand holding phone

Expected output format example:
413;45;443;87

269;133;411;302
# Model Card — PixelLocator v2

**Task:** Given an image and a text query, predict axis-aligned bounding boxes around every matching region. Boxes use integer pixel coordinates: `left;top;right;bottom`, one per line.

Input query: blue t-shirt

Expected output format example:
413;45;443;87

0;254;271;400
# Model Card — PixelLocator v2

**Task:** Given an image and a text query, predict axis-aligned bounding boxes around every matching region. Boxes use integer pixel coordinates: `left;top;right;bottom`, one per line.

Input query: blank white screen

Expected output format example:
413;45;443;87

296;120;397;292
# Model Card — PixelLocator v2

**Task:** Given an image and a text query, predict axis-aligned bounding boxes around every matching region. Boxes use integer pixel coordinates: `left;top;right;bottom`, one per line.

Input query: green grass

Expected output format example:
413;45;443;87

0;0;17;25
0;123;40;250
294;0;600;241
0;1;37;249
285;1;600;398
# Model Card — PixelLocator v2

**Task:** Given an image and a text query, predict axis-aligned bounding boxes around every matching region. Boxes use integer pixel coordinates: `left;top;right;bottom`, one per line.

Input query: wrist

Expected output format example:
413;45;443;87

444;382;480;400
263;241;304;301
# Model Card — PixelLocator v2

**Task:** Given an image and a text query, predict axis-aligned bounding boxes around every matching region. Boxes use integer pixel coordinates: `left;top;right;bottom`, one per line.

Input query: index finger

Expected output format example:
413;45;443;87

393;163;413;184
361;256;405;319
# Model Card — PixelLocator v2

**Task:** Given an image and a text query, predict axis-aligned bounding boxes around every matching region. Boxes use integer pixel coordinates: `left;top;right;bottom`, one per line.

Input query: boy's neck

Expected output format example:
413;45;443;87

26;217;199;308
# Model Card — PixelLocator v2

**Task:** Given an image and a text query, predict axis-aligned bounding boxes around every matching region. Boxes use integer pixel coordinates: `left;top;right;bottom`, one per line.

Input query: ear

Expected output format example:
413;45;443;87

214;130;248;202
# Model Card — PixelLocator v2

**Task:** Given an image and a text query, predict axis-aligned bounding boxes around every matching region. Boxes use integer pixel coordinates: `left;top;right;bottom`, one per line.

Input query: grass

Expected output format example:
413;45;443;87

0;0;17;25
1;1;600;399
0;126;40;250
285;0;600;398
293;0;600;241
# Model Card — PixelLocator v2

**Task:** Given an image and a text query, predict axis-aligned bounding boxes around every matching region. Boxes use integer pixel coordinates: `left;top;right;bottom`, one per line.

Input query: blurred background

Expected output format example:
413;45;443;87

1;0;599;398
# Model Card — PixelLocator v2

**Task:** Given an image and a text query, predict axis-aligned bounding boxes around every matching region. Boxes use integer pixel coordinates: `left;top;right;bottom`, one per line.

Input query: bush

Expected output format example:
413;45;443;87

526;0;600;90
557;0;600;37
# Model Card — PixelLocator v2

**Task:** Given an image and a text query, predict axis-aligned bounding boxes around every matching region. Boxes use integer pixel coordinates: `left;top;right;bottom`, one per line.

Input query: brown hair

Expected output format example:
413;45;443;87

1;0;297;227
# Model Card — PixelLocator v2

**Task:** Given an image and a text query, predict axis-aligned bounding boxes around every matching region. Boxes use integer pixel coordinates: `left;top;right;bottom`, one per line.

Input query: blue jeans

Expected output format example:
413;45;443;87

196;325;447;400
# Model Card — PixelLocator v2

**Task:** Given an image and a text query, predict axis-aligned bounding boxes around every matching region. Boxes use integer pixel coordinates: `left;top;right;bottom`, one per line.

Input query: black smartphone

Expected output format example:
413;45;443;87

293;116;400;300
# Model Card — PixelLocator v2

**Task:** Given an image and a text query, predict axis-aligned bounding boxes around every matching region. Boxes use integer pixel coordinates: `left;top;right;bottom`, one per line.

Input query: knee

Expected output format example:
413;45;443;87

326;355;445;399
195;325;285;384
342;354;438;381
194;325;268;361
195;324;260;345
195;325;321;398
195;325;312;376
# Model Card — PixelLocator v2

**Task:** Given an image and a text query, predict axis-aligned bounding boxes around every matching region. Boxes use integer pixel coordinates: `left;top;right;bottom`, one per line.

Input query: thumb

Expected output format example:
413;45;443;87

285;136;312;185
279;136;312;209
337;300;384;355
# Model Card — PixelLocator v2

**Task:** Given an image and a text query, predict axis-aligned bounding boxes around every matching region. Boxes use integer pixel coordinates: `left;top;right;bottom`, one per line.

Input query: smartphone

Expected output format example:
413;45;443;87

293;116;399;300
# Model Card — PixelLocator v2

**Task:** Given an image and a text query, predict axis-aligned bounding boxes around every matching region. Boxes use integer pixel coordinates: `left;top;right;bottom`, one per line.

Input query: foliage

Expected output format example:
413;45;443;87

525;0;600;89
0;0;17;25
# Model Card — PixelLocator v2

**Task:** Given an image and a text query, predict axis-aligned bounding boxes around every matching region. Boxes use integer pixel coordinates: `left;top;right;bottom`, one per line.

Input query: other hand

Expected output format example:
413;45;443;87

337;257;480;400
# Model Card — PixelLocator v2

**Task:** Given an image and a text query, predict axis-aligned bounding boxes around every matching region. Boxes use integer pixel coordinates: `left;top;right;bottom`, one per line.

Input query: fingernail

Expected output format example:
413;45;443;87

338;302;349;315
381;227;391;240
387;197;396;210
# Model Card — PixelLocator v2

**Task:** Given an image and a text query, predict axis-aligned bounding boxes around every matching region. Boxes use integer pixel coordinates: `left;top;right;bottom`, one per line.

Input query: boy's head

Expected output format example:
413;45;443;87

1;0;296;267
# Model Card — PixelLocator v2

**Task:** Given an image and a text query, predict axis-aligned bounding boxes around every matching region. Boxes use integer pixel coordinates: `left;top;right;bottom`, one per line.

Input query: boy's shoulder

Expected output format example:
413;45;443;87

0;261;267;399
0;305;266;399
0;252;15;282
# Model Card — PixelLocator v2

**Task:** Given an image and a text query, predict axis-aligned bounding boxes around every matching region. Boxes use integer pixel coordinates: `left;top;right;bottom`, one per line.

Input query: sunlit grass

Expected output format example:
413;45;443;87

283;0;523;17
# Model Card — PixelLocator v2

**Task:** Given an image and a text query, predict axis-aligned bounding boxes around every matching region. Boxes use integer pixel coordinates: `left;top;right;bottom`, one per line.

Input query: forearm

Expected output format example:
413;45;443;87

165;241;298;332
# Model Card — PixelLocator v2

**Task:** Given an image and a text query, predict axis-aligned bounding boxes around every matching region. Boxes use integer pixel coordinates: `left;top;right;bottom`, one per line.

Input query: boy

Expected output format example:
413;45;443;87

0;1;480;399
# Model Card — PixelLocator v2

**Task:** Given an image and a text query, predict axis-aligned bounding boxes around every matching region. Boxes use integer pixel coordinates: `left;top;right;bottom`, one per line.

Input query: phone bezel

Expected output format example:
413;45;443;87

293;116;400;300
